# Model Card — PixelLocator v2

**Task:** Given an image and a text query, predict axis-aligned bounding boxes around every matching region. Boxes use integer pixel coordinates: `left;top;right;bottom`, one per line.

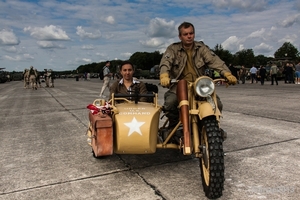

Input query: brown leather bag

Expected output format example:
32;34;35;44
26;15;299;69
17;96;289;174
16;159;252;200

89;111;113;157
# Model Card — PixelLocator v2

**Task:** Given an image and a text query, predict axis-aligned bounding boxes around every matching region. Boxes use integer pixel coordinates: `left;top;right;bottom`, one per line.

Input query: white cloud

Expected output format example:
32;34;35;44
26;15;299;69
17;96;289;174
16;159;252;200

278;34;298;44
76;26;101;39
24;25;70;41
3;46;18;53
81;58;92;63
120;52;132;58
248;28;265;39
4;54;34;61
95;52;107;57
253;43;273;54
279;14;300;27
0;29;20;45
105;16;115;24
67;57;92;66
212;0;268;12
81;45;94;50
140;38;164;48
146;18;177;38
23;53;34;60
4;55;22;61
37;41;65;49
221;36;243;52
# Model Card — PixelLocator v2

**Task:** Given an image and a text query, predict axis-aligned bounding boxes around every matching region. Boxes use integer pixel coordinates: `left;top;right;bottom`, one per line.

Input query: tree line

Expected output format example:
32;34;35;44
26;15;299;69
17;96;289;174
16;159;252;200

76;42;299;74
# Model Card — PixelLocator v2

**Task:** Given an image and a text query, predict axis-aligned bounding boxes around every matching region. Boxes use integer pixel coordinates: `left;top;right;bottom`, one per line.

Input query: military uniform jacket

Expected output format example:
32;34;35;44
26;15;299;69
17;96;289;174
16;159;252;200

109;79;148;102
159;41;230;79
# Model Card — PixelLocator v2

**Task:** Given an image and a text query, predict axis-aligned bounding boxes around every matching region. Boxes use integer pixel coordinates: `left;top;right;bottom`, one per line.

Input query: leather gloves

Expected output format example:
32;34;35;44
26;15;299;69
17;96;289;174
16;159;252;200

223;72;237;85
160;73;170;87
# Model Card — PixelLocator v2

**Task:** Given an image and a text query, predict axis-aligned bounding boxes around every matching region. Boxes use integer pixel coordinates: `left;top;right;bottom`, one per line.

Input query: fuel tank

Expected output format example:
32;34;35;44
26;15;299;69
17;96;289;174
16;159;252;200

113;102;161;154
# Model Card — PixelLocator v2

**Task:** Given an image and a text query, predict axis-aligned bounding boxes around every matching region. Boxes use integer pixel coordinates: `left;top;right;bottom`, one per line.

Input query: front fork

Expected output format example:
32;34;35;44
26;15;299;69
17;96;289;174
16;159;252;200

192;97;221;158
192;115;201;157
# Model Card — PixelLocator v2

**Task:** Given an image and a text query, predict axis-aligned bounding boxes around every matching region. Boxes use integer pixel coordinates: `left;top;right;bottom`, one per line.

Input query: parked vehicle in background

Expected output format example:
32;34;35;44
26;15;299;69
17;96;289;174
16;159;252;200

134;69;150;79
150;65;160;79
40;75;45;82
0;68;8;83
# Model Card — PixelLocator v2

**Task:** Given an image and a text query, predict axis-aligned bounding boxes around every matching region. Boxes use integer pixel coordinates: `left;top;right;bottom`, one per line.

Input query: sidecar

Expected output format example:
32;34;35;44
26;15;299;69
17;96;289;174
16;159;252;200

87;93;162;157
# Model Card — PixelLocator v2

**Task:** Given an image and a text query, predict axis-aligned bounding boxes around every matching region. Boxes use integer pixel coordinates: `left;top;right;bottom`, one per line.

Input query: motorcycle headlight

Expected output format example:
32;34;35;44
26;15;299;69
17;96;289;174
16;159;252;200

194;77;215;97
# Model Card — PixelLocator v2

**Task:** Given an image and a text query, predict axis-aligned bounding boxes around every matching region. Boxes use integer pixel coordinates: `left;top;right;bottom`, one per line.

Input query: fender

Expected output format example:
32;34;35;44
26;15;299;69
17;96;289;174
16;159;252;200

197;94;221;121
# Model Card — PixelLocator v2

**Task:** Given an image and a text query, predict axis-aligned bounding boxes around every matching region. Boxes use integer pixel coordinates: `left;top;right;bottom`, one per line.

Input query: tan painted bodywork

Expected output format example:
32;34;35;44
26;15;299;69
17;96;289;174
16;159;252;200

113;102;161;154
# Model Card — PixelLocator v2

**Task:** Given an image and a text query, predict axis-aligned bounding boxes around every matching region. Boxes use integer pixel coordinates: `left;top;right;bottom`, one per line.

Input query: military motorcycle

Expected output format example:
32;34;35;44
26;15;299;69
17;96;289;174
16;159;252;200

86;76;227;199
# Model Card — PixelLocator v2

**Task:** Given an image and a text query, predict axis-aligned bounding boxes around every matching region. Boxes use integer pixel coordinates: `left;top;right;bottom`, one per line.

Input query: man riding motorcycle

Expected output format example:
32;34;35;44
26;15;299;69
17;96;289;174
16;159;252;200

159;22;237;129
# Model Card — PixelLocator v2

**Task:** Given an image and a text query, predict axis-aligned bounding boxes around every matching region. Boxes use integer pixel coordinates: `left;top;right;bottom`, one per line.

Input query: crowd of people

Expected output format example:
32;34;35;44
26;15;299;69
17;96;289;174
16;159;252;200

23;67;54;89
227;61;300;85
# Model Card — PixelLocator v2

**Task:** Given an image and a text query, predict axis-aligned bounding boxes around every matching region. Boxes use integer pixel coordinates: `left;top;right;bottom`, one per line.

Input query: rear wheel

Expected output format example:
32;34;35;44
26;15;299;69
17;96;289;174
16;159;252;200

199;116;225;199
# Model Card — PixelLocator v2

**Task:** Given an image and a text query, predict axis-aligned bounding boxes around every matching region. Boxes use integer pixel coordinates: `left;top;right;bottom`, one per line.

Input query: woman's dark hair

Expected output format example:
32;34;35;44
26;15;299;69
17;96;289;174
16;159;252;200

120;60;134;71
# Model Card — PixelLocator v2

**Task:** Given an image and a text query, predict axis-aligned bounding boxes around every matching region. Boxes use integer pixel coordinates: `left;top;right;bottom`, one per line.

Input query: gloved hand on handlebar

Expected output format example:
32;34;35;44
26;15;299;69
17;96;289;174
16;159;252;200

223;72;237;85
160;73;170;87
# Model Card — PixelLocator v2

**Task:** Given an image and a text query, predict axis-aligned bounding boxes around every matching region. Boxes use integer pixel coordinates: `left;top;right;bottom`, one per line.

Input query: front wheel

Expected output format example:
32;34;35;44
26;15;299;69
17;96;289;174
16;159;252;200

199;116;225;199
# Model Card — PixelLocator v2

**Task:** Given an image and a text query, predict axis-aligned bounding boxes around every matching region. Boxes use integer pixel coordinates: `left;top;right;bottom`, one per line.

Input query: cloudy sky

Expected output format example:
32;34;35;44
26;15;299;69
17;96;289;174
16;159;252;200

0;0;299;72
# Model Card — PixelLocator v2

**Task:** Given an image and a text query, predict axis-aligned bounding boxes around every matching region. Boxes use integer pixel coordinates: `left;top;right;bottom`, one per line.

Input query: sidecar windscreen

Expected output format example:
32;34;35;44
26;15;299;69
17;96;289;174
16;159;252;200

113;93;155;104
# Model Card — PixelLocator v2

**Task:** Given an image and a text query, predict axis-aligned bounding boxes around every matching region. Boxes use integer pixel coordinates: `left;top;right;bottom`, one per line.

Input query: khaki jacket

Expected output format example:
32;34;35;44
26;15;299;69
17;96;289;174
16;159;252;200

159;41;230;79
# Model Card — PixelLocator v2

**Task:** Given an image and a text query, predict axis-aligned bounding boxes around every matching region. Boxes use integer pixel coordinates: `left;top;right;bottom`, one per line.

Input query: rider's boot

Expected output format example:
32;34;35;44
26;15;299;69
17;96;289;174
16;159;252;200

168;118;179;129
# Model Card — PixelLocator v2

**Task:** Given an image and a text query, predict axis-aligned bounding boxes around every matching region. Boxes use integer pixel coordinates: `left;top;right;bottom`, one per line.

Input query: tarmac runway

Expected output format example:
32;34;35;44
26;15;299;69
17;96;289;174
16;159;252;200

0;78;299;200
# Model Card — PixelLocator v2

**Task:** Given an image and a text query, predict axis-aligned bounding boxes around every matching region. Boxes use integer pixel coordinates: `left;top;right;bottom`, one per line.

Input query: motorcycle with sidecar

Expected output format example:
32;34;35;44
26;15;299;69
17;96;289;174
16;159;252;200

86;76;227;199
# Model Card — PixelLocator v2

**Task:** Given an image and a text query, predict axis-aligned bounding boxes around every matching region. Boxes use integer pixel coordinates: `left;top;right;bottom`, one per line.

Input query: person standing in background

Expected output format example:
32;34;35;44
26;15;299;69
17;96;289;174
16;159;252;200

270;62;279;85
259;65;267;85
44;69;49;87
29;66;37;90
239;65;247;84
249;65;257;84
295;61;300;84
99;61;113;98
229;64;239;84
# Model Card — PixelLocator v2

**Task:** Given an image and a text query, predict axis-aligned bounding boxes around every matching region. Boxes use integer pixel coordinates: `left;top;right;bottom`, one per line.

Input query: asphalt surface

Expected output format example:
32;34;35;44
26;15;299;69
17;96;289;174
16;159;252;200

0;78;299;200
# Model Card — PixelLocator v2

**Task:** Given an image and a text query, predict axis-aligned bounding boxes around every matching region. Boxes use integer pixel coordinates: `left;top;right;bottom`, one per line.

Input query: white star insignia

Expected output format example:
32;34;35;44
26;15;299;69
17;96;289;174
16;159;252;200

124;117;145;136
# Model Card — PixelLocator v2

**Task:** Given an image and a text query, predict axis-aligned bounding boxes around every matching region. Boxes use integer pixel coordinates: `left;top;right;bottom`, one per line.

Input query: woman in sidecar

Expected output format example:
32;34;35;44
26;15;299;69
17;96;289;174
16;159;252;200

109;60;148;102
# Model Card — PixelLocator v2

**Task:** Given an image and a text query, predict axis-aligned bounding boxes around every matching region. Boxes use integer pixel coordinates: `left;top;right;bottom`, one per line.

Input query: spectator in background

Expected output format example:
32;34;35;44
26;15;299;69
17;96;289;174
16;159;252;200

44;69;49;87
229;64;239;84
270;62;279;85
285;63;293;84
35;69;42;88
239;65;247;84
99;61;113;98
288;63;295;84
249;65;258;84
259;65;267;85
295;61;300;84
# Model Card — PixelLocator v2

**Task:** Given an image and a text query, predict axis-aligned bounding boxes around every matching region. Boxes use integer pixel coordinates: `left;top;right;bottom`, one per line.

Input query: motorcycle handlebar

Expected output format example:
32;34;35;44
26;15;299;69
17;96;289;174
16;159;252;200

164;77;227;87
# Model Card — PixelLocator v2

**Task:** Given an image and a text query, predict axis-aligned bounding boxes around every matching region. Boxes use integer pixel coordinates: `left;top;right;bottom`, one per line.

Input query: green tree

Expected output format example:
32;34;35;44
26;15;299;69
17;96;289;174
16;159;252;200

130;51;162;70
274;42;299;60
255;55;273;66
233;49;256;68
213;44;234;65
